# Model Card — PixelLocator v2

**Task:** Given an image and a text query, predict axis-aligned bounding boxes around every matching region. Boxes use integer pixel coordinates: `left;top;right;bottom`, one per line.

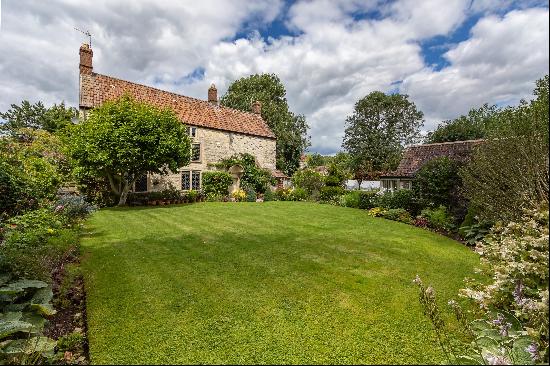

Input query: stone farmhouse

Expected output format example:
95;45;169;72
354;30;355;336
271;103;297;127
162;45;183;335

78;43;279;193
380;139;483;192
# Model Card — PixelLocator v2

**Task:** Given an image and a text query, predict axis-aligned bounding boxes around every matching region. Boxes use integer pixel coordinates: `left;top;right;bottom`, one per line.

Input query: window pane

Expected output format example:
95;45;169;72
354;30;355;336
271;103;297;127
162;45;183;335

187;127;196;138
191;171;201;190
181;171;190;190
191;144;200;161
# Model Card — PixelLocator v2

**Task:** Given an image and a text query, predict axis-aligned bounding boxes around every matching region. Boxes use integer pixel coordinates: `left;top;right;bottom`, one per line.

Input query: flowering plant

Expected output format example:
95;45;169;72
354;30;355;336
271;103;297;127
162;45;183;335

231;189;246;202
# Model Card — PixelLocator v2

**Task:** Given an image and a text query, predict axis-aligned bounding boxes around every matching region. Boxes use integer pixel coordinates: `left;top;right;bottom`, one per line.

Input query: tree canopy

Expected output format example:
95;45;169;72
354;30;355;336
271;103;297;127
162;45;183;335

220;73;310;176
342;91;424;178
65;95;191;206
426;104;500;143
0;100;77;136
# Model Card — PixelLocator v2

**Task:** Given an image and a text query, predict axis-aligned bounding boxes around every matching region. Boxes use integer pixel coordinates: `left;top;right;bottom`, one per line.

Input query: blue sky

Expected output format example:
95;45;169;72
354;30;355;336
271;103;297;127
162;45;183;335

0;0;548;154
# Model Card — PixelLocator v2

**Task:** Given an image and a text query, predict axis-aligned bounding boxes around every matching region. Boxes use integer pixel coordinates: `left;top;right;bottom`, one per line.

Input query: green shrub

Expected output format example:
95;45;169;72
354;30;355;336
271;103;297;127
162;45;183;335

381;208;413;224
202;171;233;196
324;163;348;187
340;191;361;208
378;190;416;212
245;188;256;202
57;331;85;353
420;205;455;232
291;169;324;195
263;187;275;202
217;153;274;193
185;190;199;203
53;194;97;222
290;187;308;201
413;157;465;218
205;193;224;202
274;187;292;201
358;191;379;209
319;186;345;203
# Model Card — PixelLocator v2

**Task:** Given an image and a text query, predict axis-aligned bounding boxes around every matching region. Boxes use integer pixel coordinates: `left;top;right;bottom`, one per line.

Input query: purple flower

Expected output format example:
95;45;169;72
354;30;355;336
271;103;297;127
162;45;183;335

499;322;511;337
492;313;505;326
526;343;539;362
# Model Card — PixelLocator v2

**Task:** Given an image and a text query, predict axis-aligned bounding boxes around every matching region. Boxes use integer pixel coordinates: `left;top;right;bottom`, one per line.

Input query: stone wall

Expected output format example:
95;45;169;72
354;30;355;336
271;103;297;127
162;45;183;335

146;126;276;192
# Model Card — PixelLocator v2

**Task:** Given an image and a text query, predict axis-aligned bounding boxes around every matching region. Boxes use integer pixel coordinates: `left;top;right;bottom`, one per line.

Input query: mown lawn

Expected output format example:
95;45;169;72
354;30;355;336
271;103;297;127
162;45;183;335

81;202;479;364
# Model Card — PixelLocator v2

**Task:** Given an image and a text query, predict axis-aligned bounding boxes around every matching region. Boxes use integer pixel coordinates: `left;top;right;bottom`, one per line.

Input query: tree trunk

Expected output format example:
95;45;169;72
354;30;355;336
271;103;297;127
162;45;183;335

118;180;130;206
356;178;363;190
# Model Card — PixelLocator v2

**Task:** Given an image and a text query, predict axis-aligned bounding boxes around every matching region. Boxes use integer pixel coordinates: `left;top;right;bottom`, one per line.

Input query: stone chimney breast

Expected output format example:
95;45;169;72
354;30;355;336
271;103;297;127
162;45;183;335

208;84;218;105
252;100;261;114
79;43;93;75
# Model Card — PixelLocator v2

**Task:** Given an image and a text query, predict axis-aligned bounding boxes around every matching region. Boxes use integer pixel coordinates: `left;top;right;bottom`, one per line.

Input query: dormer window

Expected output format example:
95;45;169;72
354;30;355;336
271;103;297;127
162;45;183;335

187;126;197;138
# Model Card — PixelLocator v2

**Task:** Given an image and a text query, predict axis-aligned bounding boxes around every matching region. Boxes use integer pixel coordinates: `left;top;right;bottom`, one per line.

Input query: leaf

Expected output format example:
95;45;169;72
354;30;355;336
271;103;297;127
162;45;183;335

0;274;10;287
30;287;56;316
0;320;33;340
1;336;56;355
0;312;22;322
20;312;46;331
499;310;523;332
0;279;48;295
510;336;534;364
453;355;483;365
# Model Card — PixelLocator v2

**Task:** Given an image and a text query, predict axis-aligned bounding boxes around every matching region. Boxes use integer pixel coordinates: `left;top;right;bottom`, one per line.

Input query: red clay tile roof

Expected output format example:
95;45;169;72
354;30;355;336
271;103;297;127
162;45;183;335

79;73;275;139
382;139;484;178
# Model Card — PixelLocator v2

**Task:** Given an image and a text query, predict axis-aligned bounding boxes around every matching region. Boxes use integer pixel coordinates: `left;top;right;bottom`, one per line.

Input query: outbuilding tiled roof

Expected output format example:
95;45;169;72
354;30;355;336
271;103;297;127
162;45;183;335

382;139;484;178
79;73;276;139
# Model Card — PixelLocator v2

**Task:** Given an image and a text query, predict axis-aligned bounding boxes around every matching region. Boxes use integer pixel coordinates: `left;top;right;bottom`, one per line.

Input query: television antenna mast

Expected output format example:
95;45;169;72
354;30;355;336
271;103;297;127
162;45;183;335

74;27;92;47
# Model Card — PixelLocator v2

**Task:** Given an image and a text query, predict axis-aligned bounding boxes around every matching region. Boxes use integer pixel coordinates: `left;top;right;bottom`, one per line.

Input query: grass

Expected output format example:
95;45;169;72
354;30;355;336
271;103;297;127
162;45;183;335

81;202;479;364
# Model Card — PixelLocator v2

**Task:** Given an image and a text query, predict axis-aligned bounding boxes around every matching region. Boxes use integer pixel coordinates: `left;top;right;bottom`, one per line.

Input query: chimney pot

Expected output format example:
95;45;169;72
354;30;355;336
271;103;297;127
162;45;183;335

208;84;218;105
79;43;93;75
251;100;261;114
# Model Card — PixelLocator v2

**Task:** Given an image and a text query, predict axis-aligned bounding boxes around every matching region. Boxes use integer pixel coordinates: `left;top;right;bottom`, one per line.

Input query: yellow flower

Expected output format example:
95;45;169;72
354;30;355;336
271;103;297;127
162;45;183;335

47;228;55;234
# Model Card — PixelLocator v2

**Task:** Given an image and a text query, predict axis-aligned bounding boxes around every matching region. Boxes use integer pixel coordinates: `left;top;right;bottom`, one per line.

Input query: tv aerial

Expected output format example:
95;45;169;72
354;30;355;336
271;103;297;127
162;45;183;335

74;27;92;47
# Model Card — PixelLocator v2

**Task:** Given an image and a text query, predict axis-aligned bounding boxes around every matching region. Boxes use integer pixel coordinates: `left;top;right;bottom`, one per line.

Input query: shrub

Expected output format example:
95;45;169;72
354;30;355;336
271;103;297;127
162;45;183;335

381;208;413;224
263;187;275;202
420;205;455;232
274;187;292;201
292;169;324;196
53;194;97;222
340;191;361;208
185;190;199;203
245;188;256;202
413;156;465;218
231;189;246;202
358;191;379;209
202;171;233;196
290;187;308;201
367;207;385;217
205;193;224;202
218;153;274;193
324;163;348;187
377;190;416;212
319;186;345;203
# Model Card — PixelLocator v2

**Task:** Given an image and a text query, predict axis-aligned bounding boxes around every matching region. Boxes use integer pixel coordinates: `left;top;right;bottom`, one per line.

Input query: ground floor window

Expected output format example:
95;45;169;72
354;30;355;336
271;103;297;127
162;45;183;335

182;170;201;190
382;179;398;191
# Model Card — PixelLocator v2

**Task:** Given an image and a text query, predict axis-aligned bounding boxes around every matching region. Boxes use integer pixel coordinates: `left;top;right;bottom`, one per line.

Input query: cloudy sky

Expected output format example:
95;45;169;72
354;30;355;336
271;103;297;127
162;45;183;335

0;0;548;154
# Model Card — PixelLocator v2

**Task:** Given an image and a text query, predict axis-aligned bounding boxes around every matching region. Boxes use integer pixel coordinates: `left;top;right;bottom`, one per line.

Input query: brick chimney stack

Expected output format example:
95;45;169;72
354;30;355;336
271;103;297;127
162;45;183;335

208;84;218;105
79;43;93;75
251;100;261;114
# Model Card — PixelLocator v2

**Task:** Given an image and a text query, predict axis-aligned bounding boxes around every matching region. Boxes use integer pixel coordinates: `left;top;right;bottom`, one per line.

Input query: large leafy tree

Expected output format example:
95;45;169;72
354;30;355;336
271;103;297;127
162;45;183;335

65;95;191;206
426;103;500;143
342;91;424;178
460;75;549;222
0;100;77;136
220;73;310;176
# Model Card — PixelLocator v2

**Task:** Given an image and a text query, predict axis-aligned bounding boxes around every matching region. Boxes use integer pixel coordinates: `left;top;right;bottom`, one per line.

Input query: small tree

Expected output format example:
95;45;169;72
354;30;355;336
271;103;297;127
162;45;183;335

66;95;191;206
292;168;324;196
342;91;424;177
0;100;77;136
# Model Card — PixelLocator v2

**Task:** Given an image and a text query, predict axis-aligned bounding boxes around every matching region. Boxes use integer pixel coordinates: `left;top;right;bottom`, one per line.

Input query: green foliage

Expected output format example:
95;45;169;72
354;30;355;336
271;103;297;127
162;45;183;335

201;171;233;196
57;331;84;353
263;187;275;202
65;94;191;206
460;208;549;361
460;75;549;223
220;73;310;175
291;168;324;196
358;191;379;209
305;153;325;168
52;194;97;222
378;189;416;213
218;153;274;193
0;100;77;136
245;188;257;202
185;190;199;203
426;104;500;143
289;187;308;201
339;190;361;208
414;157;465;217
324;163;348;187
381;208;413;224
420;206;455;232
0;277;57;364
273;187;292;201
342;91;424;177
0;129;68;220
319;186;345;203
